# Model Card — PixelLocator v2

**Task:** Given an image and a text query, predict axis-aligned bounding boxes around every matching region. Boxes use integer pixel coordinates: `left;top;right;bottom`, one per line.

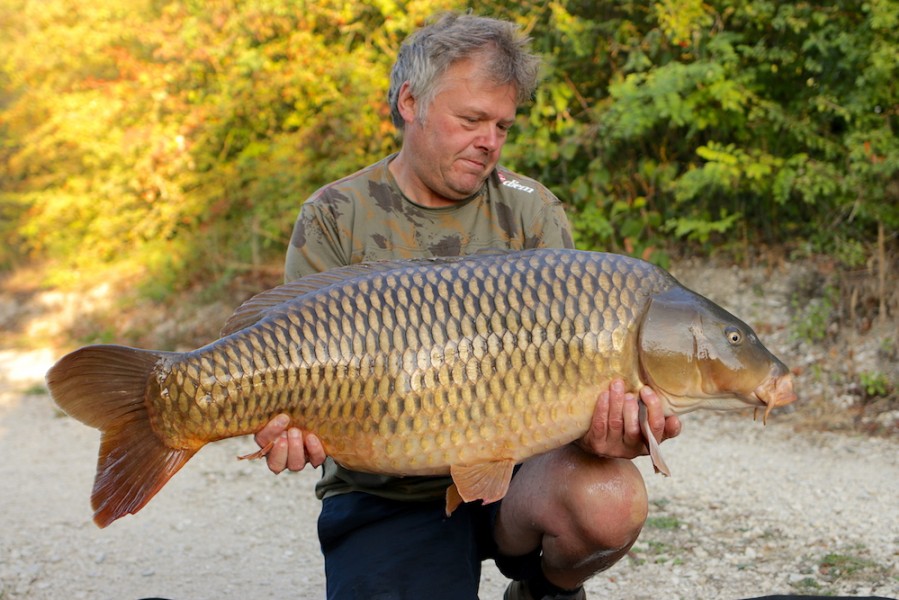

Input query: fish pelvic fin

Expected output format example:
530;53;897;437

638;401;671;477
445;484;464;516
449;459;516;510
46;345;194;528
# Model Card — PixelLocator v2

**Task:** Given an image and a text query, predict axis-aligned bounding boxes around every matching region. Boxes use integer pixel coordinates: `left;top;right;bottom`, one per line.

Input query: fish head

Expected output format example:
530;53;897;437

637;286;797;418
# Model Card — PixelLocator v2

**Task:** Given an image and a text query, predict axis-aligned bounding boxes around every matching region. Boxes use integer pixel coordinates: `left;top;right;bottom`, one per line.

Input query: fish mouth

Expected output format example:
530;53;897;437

752;369;797;423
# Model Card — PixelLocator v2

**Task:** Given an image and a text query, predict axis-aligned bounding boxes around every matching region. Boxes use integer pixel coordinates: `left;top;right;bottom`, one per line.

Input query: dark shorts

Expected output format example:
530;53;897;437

317;492;542;600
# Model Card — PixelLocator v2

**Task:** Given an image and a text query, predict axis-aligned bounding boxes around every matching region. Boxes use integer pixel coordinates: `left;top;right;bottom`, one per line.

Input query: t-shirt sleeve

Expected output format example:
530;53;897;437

526;189;575;250
284;196;352;282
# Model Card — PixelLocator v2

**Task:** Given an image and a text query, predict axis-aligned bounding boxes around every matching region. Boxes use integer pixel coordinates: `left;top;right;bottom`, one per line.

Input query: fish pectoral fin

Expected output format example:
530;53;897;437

639;401;671;477
449;459;516;507
237;439;274;461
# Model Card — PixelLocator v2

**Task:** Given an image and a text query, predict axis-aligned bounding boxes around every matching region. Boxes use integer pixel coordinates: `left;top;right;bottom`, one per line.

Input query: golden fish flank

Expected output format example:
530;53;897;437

46;249;796;527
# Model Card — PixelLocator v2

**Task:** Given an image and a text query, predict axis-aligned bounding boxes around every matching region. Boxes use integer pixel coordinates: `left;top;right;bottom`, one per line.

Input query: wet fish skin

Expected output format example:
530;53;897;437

46;249;796;527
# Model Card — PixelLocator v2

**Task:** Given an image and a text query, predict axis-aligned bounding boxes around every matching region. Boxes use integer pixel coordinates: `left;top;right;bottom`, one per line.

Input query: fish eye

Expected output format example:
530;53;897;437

725;326;743;345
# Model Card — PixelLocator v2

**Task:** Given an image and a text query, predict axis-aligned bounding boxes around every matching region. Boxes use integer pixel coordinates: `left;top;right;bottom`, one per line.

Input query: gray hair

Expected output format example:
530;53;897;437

388;13;541;130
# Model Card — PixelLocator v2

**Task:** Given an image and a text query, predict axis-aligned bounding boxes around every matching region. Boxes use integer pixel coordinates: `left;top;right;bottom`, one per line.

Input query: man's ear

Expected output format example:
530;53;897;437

396;81;417;124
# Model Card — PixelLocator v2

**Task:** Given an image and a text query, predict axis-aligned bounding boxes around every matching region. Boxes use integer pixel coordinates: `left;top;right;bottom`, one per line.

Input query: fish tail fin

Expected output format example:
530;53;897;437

46;345;196;528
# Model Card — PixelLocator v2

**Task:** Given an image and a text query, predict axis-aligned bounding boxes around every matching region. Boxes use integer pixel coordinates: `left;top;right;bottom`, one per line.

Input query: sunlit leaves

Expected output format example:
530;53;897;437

0;0;462;285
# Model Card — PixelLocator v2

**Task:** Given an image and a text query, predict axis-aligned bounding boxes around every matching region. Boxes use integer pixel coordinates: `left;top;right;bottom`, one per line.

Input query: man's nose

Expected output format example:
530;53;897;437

475;124;503;153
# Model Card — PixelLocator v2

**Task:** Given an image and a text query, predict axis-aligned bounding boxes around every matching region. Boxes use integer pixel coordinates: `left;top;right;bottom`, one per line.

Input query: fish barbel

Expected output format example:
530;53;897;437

47;249;796;527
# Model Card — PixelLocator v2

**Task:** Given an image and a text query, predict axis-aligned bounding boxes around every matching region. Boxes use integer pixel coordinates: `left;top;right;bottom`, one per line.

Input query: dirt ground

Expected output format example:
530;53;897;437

1;259;897;599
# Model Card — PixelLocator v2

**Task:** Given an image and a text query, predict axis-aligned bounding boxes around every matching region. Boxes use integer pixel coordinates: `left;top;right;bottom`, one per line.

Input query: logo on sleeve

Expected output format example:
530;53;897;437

498;172;535;194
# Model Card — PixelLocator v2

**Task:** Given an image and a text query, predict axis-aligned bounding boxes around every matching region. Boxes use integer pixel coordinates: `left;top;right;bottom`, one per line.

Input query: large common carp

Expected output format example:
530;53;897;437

47;249;796;528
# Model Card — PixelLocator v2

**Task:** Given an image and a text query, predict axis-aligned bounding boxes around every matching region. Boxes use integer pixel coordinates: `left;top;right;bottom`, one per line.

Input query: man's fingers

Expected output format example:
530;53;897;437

266;432;289;474
622;393;641;443
590;388;610;442
607;379;626;432
639;386;666;442
663;415;682;441
255;418;326;474
305;433;326;468
285;428;307;472
255;413;290;447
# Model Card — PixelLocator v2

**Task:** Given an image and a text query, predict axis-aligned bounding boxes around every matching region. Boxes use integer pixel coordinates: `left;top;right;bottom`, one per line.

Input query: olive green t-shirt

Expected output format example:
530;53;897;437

284;154;574;500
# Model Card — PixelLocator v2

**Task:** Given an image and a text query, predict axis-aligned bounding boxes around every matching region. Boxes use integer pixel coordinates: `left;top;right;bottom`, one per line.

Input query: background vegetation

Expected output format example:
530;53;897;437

2;0;896;288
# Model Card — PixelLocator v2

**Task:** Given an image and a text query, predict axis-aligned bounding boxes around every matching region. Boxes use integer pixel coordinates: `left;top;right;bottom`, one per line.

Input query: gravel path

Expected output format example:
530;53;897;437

1;348;896;600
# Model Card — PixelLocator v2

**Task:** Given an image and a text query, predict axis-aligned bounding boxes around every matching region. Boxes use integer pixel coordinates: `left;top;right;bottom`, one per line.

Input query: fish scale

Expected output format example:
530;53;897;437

46;248;797;527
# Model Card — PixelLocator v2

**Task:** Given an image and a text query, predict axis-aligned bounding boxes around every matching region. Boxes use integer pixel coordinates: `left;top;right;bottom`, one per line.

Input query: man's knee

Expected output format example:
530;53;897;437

561;454;648;551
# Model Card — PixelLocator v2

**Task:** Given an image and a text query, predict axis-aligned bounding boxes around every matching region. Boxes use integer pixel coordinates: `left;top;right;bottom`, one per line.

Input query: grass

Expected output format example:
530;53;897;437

818;552;883;582
628;509;688;567
628;540;682;566
790;577;822;593
645;515;682;530
786;546;897;595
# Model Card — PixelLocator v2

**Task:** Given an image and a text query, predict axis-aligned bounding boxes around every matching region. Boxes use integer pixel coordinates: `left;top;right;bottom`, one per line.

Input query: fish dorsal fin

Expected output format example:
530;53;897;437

449;459;516;510
221;264;387;336
221;280;313;336
220;256;481;336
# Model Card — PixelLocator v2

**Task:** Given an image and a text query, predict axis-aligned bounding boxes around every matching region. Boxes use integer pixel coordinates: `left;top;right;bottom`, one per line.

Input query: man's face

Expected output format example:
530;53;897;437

397;58;518;207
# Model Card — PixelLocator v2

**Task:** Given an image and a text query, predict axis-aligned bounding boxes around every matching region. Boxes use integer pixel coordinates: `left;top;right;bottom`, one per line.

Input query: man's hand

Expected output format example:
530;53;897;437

254;414;327;474
578;379;682;460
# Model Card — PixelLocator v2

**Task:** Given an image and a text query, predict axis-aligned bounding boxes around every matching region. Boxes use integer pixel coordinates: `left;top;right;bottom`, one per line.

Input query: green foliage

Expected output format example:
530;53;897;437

0;0;458;289
502;0;899;257
0;0;896;296
859;370;893;399
790;284;837;344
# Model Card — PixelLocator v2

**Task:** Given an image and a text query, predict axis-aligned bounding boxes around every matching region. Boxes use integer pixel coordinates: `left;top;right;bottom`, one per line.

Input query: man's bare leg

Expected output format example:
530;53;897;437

494;444;648;590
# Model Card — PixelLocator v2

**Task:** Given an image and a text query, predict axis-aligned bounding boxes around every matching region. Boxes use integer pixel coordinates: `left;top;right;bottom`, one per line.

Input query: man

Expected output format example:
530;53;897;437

254;13;681;600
